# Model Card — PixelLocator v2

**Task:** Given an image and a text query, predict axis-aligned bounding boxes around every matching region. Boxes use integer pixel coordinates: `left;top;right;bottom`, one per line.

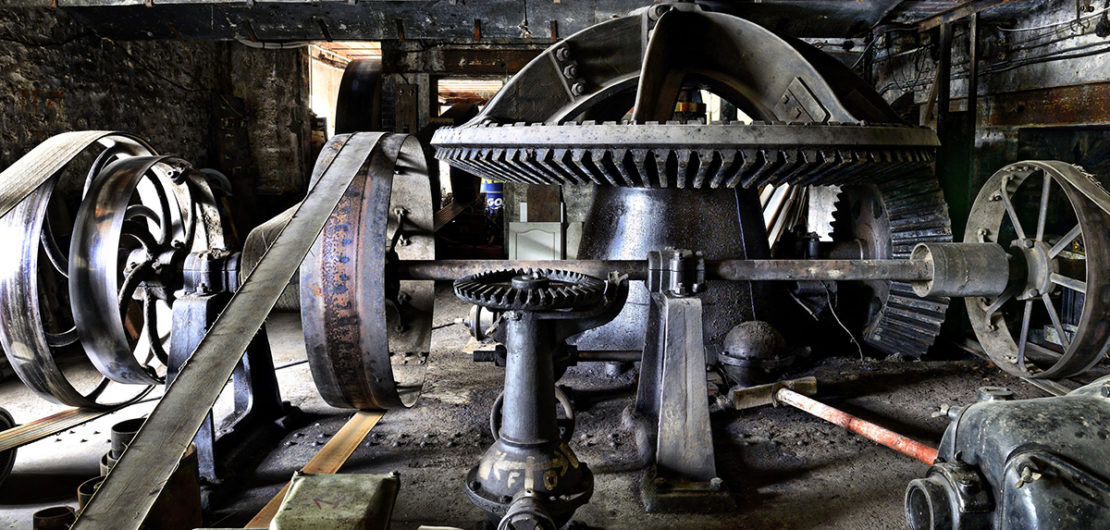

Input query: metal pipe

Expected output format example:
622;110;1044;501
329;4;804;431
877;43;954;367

397;258;933;282
775;388;938;465
706;259;932;282
501;314;558;443
575;350;641;363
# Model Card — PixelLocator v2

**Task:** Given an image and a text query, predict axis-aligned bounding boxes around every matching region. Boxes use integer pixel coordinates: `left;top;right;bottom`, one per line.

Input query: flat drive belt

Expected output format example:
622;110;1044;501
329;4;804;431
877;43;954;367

0;131;152;219
73;132;387;529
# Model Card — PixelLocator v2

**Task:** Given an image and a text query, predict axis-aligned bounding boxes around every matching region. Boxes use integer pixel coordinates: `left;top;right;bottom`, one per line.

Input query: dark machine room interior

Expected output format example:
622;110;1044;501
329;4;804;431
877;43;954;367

2;0;1110;528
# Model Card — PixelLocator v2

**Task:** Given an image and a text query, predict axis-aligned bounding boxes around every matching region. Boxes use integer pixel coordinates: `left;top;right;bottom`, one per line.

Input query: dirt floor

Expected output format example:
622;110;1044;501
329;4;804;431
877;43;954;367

0;285;1055;529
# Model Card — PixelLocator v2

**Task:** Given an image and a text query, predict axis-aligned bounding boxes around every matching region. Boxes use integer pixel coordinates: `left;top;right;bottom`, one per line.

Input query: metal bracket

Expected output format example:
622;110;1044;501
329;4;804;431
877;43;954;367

633;285;733;512
167;252;290;486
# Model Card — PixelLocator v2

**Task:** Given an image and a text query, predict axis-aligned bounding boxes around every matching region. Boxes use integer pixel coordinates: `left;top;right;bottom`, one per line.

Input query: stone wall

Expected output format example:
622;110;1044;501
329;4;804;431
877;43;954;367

0;8;220;167
0;8;312;209
0;8;312;378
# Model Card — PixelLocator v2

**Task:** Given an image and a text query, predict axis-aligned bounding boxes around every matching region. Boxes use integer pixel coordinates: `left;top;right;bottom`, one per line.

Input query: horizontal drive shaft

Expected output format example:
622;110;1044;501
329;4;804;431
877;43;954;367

397;258;932;282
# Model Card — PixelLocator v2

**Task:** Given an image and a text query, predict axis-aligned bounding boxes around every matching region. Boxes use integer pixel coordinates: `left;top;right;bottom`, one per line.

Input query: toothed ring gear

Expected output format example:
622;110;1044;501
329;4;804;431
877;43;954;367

454;268;606;312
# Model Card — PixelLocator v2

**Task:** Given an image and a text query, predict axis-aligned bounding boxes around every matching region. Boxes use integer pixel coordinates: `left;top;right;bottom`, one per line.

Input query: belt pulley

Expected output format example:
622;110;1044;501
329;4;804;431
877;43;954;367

0;133;221;407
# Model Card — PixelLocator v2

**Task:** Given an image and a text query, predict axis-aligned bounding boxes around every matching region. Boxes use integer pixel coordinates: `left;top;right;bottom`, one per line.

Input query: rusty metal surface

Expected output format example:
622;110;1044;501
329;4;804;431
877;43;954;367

72;132;387;530
981;82;1110;128
299;133;435;410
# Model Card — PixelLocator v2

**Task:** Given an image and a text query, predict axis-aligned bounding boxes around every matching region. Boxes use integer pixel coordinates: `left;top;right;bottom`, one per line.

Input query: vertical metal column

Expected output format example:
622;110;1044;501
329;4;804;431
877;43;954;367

500;314;559;444
633;249;732;513
936;23;952;130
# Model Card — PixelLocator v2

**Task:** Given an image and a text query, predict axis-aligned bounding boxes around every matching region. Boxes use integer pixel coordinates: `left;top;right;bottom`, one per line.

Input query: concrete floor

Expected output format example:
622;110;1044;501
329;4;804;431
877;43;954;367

0;285;1053;529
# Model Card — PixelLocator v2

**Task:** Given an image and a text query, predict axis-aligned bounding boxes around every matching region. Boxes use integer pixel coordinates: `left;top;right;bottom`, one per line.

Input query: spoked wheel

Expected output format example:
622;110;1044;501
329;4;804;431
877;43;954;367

0;134;158;407
69;156;210;385
966;161;1110;379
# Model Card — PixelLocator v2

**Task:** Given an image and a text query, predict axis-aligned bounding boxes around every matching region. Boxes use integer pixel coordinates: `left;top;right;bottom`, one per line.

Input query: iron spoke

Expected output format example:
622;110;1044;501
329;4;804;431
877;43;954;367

45;327;79;348
1036;171;1050;241
1050;272;1086;293
1000;180;1027;241
1016;300;1033;368
85;377;111;401
1049;224;1082;258
143;290;169;365
40;215;69;278
1042;292;1070;350
984;288;1015;322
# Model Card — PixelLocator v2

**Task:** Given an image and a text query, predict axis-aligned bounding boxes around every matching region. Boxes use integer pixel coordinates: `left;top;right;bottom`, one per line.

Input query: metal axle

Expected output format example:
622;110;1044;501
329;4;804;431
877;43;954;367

399;258;929;282
396;242;1009;297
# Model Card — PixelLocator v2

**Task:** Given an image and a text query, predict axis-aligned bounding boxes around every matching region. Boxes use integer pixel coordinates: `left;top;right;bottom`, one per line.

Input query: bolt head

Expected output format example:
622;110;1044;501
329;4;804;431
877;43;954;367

563;64;578;78
554;46;570;61
1101;384;1110;398
1024;239;1036;248
571;82;586;96
650;4;670;18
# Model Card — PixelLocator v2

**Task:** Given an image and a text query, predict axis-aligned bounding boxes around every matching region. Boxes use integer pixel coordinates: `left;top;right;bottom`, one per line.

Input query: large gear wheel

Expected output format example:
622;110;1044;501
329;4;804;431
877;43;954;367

831;174;953;357
434;121;936;189
431;3;941;357
454;268;606;312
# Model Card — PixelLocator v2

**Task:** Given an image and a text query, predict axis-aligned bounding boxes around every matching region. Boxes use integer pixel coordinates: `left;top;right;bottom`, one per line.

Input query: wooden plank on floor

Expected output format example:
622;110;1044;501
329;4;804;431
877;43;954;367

244;410;385;529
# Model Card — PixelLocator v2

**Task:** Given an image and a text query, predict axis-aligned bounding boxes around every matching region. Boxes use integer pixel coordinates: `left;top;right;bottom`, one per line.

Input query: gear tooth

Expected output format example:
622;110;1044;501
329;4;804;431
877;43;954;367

831;176;951;358
452;267;606;311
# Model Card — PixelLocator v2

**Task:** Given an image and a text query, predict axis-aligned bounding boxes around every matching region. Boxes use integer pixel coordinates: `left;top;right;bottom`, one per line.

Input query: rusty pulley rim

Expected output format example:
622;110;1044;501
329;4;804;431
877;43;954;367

299;133;436;410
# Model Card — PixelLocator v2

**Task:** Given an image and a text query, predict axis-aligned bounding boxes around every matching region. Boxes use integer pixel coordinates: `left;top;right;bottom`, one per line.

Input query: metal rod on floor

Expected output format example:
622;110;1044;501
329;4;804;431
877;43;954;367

775;388;939;465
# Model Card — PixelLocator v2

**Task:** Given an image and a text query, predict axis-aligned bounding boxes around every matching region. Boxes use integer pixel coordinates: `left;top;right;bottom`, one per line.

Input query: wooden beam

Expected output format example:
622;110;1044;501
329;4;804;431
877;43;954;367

917;0;1019;31
244;411;385;529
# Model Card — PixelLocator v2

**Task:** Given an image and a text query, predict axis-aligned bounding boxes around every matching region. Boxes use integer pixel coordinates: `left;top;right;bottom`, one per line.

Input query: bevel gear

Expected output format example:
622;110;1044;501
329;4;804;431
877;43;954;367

454;268;607;312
